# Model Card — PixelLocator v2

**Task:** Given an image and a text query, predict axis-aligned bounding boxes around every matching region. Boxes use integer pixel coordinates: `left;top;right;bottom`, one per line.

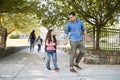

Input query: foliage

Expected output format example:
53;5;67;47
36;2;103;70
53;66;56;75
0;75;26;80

9;34;20;39
40;0;120;50
0;0;41;34
2;13;40;34
0;0;120;49
39;0;120;28
0;0;39;14
100;40;107;43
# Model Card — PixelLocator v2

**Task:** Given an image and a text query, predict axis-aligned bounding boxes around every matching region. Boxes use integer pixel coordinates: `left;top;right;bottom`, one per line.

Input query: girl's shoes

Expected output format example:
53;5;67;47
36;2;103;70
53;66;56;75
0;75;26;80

54;68;60;72
47;68;51;70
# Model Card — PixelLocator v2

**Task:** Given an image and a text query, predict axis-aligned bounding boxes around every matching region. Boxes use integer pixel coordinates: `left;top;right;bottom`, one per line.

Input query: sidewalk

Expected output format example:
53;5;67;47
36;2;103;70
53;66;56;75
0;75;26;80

0;46;120;80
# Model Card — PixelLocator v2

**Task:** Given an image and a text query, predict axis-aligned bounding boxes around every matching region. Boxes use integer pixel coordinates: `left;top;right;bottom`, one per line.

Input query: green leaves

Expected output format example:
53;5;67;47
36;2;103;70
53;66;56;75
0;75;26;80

0;0;120;34
0;0;25;13
2;13;40;34
0;0;40;34
41;0;120;29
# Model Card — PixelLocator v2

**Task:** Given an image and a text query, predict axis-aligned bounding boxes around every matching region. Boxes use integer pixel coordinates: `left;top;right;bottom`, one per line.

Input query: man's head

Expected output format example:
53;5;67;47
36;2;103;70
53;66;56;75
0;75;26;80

68;12;76;22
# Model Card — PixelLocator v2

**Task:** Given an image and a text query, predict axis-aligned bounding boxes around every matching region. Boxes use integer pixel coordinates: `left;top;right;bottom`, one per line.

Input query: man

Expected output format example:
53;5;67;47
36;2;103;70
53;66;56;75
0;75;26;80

65;12;90;72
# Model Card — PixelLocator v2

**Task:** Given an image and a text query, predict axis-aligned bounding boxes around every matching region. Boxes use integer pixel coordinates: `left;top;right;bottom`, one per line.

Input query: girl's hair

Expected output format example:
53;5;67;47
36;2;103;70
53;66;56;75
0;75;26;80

45;29;56;43
30;30;35;39
31;30;35;34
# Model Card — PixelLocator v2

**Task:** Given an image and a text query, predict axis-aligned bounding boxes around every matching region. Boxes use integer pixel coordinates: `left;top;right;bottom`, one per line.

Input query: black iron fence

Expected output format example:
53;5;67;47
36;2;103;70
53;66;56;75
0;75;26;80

0;26;7;47
85;27;120;52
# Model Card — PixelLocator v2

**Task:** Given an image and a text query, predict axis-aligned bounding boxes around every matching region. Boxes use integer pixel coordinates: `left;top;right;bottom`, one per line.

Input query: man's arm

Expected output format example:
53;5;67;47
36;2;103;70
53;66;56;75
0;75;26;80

64;35;68;45
64;23;70;45
81;21;90;42
83;30;90;42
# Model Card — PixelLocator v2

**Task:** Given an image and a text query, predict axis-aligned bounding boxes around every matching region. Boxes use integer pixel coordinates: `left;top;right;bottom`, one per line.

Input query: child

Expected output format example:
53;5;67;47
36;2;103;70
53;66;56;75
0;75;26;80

45;29;60;71
36;36;43;52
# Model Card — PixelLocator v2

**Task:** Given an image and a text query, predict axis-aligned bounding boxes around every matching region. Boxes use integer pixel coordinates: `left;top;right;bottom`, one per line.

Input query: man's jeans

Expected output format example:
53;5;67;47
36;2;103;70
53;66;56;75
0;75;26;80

46;50;58;69
70;40;87;67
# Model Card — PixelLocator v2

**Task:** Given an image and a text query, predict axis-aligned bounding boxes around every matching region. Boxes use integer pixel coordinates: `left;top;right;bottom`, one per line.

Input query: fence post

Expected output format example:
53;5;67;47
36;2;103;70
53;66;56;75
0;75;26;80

93;27;95;49
119;29;120;45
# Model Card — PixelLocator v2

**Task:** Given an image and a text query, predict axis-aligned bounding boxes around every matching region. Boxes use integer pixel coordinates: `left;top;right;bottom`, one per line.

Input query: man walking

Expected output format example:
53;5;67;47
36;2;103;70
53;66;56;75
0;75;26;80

65;12;90;72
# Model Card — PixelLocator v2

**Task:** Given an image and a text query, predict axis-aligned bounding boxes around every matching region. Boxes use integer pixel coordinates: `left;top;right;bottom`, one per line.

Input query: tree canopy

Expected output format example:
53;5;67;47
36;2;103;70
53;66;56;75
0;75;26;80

0;0;40;34
0;0;38;14
39;0;120;49
0;0;120;49
39;0;120;28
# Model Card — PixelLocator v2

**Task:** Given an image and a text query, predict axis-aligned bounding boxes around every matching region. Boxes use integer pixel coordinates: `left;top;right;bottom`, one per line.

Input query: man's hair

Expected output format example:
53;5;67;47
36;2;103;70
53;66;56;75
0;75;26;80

69;12;76;16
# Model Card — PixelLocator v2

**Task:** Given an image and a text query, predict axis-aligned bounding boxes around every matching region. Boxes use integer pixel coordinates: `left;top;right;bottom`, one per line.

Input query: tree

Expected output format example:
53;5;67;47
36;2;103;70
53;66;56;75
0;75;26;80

0;0;40;34
2;13;40;35
0;0;42;47
0;0;39;14
36;0;69;29
39;0;120;50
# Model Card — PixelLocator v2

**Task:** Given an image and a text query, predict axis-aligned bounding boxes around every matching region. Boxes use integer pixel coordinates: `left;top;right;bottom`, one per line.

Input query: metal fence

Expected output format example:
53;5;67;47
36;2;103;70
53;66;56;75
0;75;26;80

0;26;7;47
85;27;120;52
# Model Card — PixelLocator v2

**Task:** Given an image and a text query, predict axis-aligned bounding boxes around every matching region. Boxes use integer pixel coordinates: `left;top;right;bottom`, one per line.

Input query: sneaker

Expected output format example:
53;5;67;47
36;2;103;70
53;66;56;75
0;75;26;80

54;68;60;72
70;68;77;73
74;65;82;69
43;57;45;60
47;68;51;70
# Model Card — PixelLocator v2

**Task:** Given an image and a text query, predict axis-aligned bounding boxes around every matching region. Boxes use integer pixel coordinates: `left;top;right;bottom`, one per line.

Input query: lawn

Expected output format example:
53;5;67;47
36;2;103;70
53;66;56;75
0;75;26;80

7;39;29;47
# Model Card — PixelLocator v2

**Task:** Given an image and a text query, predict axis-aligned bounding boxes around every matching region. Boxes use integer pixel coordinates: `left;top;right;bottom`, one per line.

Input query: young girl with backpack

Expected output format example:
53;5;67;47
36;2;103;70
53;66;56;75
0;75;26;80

45;29;60;71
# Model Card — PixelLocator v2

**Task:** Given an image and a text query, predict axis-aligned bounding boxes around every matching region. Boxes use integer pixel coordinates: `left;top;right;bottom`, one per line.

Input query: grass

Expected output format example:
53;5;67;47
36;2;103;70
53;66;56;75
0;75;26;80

7;39;29;47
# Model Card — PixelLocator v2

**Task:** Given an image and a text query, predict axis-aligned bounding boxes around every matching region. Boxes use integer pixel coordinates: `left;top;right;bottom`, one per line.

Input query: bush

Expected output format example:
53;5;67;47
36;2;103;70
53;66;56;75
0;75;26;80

100;39;107;43
9;34;20;39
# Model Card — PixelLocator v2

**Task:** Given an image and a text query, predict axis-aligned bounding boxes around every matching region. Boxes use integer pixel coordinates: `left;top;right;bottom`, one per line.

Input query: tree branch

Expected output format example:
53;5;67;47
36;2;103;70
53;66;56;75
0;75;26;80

102;3;119;27
72;0;95;26
7;29;16;35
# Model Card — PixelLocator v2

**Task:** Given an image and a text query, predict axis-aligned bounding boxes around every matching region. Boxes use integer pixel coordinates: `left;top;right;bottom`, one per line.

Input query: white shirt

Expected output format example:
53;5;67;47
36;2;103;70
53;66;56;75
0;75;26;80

37;39;41;44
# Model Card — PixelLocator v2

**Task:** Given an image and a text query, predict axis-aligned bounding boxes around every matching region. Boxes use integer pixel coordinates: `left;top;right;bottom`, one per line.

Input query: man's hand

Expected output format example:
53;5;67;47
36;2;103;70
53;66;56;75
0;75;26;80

85;36;90;43
64;36;68;45
84;31;90;43
64;40;68;45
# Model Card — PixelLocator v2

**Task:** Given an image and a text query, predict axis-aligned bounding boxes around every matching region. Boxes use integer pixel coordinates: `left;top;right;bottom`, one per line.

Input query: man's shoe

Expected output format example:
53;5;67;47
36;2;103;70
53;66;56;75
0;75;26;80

70;68;77;72
74;65;82;69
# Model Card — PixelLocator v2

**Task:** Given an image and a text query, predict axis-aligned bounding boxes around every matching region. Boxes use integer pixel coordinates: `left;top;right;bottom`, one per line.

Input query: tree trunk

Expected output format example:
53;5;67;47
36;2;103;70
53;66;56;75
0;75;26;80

7;29;16;35
0;15;7;47
4;29;8;47
96;27;101;50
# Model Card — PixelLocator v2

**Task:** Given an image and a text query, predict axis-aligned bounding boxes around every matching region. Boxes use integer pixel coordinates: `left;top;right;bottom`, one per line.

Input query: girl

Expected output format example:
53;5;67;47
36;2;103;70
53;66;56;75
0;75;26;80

28;30;36;52
45;29;60;71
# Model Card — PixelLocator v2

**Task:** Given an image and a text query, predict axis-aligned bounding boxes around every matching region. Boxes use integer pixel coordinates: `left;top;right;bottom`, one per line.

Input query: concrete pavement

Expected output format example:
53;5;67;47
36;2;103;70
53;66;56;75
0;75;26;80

0;46;120;80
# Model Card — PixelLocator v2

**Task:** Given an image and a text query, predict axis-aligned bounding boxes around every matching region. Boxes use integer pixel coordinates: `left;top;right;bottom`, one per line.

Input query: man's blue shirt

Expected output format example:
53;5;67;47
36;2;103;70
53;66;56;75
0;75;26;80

65;19;86;41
